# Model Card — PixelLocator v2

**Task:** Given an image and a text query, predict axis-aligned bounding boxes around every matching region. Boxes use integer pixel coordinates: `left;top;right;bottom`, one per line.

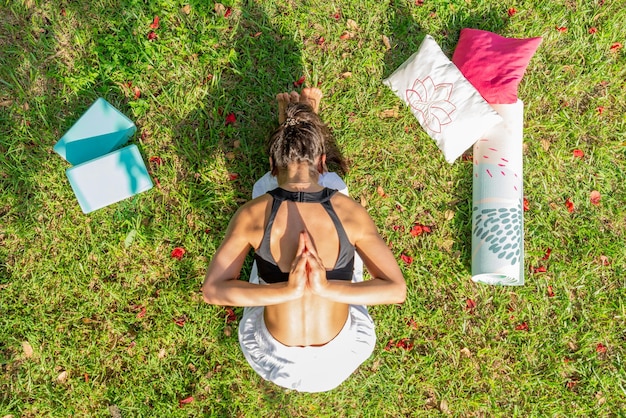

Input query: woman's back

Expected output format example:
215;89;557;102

250;188;358;346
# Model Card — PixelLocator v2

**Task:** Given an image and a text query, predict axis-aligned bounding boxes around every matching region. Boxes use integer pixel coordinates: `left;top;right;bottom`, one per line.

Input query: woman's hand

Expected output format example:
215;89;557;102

300;231;329;296
287;231;309;298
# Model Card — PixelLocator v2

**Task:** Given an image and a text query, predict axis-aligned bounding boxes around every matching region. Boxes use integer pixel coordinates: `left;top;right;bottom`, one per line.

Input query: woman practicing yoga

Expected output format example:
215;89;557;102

202;88;406;392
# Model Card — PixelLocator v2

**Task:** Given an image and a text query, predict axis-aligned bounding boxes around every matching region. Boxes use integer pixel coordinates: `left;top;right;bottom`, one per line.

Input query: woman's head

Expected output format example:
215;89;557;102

268;103;347;177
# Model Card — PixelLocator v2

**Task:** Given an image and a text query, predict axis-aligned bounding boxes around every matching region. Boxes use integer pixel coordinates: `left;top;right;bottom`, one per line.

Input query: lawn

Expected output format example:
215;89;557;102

1;0;625;416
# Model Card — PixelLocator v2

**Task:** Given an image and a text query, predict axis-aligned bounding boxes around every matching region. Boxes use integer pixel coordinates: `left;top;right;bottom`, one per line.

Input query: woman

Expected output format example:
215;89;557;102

202;88;406;392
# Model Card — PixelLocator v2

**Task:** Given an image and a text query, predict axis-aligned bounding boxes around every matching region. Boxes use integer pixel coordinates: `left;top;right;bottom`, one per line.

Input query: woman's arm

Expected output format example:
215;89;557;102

202;204;307;307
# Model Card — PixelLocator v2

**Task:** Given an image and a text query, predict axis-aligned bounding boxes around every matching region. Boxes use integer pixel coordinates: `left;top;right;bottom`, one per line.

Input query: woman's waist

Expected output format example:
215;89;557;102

263;298;349;347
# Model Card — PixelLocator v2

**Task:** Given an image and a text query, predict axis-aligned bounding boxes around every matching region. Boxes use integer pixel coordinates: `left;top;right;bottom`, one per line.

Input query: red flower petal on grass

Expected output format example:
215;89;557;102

599;255;610;266
515;322;529;331
150;15;160;29
136;306;147;319
133;86;141;99
547;285;555;297
316;36;326;46
395;338;414;350
171;247;186;260
465;298;476;312
565;198;575;213
147;31;157;41
179;396;194;408
225;307;237;323
556;26;567;32
225;112;236;126
174;316;186;327
332;12;341;20
523;197;529;212
542;248;552;260
588;27;597;34
149;156;163;166
409;224;431;237
405;317;418;329
573;149;584;158
507;8;517;17
400;254;413;265
384;339;394;351
293;75;306;87
590;190;601;205
415;0;424;5
227;173;239;181
224;7;232;18
596;343;607;354
610;42;623;52
533;266;547;273
597;106;605;115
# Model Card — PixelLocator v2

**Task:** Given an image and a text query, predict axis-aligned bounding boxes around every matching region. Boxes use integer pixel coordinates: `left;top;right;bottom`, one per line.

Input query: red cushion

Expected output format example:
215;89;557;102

452;28;542;104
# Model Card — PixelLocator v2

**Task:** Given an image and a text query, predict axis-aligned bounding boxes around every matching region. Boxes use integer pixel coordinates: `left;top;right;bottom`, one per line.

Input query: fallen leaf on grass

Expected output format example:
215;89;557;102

610;42;622;52
382;35;391;50
136;306;147;319
400;254;413;265
340;71;352;78
133;86;141;99
465;298;476;312
542;248;552;260
379;109;399;118
460;347;472;358
596;343;607;354
547;285;555;297
346;19;359;31
573;149;584;158
149;156;163;165
565;198;575;213
599;255;610;266
225;307;237;323
523;197;529;211
158;348;166;359
147;31;157;41
174;316;186;327
376;186;388;198
149;16;160;29
22;341;34;358
56;370;68;383
181;4;191;14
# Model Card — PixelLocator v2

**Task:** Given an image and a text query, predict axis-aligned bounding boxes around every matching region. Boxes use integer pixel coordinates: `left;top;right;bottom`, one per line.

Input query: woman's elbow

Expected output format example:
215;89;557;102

392;281;407;304
201;283;223;305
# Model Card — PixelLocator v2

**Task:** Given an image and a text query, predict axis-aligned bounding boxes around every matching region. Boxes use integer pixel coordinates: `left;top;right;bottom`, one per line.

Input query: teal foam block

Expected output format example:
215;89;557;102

53;98;136;165
66;145;153;213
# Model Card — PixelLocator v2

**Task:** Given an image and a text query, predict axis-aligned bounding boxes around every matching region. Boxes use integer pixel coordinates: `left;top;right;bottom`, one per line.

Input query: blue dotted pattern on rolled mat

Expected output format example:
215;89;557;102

472;200;523;266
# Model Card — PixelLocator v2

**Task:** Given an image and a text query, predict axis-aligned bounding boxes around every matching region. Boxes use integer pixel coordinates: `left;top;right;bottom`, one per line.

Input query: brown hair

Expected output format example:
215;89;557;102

268;103;347;176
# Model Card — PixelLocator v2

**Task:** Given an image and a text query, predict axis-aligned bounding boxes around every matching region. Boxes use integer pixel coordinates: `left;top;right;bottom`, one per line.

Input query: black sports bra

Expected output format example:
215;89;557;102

254;187;355;283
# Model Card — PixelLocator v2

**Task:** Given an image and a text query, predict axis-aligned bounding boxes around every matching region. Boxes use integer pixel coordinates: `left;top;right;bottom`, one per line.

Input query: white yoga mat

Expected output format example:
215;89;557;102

471;100;524;285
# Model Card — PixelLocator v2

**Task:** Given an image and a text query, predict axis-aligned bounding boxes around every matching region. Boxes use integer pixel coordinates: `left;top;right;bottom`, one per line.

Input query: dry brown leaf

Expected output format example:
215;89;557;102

22;341;34;358
158;348;166;359
360;195;367;207
439;399;451;414
444;209;455;220
225;151;235;160
540;139;550;151
340;71;352;79
460;347;472;358
214;3;226;16
108;405;122;418
379;109;399;118
56;370;68;383
382;35;391;50
376;186;387;198
181;4;191;14
346;19;359;30
233;140;241;148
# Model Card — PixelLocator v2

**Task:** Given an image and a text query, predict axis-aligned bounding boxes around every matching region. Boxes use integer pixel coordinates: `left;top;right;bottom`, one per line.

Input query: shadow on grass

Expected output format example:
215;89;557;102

383;1;510;272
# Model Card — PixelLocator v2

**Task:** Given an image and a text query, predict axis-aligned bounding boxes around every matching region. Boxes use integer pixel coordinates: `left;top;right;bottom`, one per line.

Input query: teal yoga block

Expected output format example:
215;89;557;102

66;145;153;213
53;98;136;165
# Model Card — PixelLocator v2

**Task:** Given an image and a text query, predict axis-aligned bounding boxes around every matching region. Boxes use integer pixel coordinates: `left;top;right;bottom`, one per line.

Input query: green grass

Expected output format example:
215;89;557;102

1;0;625;416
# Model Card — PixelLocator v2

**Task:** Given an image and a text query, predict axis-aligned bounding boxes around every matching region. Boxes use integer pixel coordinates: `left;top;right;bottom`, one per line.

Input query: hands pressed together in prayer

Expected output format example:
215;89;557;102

288;231;330;298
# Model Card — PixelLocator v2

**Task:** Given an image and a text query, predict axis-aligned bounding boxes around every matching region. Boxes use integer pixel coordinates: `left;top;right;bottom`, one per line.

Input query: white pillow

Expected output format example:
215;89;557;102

383;35;502;163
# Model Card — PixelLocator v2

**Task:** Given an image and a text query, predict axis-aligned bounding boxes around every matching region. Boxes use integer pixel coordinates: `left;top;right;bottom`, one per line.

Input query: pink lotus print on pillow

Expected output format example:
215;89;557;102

405;77;456;133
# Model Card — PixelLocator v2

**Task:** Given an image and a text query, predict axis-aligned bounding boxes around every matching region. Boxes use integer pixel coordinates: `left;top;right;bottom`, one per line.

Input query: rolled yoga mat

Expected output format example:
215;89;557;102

471;100;524;285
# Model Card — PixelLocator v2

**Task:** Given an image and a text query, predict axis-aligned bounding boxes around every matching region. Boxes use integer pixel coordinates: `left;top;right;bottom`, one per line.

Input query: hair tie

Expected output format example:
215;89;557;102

284;117;298;126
